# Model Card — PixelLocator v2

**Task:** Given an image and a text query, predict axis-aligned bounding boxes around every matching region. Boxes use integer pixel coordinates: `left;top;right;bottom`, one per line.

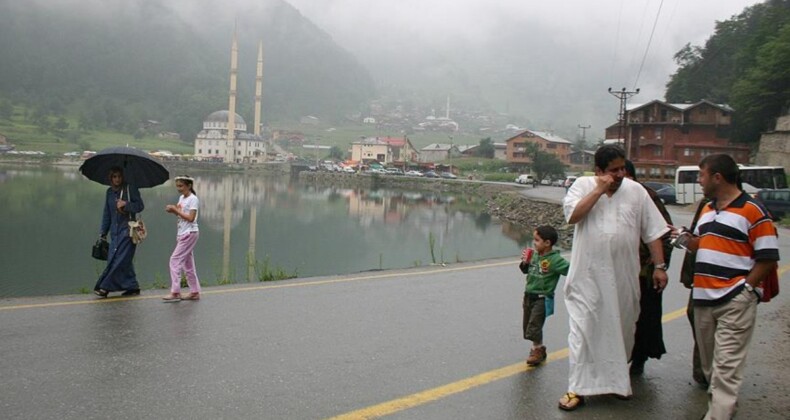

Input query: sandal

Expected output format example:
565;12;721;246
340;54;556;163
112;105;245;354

162;293;181;302
182;293;200;301
558;392;585;411
94;289;109;298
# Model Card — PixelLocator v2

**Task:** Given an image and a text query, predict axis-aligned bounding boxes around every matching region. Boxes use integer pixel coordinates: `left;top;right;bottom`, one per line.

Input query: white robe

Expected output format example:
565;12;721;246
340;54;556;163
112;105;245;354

562;176;668;396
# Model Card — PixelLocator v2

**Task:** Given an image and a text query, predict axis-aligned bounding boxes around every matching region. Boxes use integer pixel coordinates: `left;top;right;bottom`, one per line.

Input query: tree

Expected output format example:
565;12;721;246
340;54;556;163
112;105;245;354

665;0;790;143
531;151;566;182
328;145;345;160
731;23;790;143
54;116;69;132
476;137;495;158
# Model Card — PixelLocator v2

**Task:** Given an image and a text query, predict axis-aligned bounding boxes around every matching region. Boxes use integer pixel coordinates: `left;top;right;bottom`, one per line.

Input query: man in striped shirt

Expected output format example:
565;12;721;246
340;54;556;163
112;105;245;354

676;154;779;420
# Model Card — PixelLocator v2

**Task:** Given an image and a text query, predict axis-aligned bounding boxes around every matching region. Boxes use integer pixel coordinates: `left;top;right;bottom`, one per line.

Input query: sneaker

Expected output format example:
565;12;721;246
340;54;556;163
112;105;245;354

527;346;547;366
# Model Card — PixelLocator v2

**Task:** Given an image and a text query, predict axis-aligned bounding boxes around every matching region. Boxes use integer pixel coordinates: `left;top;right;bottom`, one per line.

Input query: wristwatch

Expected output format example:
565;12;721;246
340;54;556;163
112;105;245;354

743;282;762;299
654;263;668;271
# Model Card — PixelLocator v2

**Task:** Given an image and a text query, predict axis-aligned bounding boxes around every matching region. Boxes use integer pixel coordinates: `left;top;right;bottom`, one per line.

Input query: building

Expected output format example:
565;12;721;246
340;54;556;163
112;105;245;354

493;142;507;160
351;136;419;164
605;99;750;180
193;110;267;163
755;114;790;168
505;130;572;165
568;150;595;168
419;143;461;163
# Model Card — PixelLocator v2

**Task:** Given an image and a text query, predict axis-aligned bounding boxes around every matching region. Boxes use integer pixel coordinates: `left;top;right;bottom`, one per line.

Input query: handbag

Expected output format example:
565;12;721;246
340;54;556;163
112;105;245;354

92;237;109;260
121;186;147;245
129;216;147;244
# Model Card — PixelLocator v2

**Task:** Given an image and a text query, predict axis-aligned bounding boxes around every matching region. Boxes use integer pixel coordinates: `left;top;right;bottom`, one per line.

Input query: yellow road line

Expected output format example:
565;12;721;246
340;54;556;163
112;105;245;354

0;260;515;312
326;272;786;420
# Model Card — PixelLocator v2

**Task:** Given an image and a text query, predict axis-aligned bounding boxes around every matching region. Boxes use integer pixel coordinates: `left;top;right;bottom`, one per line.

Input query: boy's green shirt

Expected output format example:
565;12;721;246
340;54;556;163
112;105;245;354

520;249;570;295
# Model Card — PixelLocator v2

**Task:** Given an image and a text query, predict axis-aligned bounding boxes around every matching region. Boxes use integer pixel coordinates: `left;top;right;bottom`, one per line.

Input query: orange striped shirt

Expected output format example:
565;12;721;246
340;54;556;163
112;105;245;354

693;193;779;306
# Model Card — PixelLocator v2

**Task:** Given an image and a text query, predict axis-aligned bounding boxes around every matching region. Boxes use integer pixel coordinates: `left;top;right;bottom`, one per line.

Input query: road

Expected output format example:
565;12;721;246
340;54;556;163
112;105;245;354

1;185;788;419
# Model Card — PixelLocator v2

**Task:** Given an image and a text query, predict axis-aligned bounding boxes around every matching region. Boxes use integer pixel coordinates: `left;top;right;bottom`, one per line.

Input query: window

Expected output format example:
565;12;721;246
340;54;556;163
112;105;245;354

546;143;556;149
651;167;660;176
198;149;202;154
654;146;663;156
684;148;692;156
655;127;663;138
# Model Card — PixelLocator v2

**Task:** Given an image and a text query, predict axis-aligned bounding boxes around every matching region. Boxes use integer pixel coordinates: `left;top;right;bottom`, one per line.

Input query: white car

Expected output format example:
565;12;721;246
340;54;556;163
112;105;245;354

405;170;424;177
343;166;356;173
515;174;535;184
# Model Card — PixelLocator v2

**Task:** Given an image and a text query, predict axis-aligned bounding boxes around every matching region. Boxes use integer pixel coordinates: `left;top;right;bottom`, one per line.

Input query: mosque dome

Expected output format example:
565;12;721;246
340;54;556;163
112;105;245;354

203;110;247;132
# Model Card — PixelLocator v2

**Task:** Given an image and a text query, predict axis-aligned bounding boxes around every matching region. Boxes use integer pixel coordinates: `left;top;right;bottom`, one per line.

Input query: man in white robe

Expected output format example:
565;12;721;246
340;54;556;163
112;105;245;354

558;145;669;410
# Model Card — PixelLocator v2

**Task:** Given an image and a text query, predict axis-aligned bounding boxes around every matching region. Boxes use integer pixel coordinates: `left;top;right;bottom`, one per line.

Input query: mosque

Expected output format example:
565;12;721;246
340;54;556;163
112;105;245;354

193;32;268;163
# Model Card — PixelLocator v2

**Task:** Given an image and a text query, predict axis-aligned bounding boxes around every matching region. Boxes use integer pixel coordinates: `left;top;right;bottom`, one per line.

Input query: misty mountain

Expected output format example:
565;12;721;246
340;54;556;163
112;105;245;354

0;0;376;138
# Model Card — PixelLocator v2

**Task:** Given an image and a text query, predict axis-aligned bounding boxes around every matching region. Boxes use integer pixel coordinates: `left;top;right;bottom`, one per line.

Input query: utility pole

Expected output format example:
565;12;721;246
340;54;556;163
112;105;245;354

577;124;591;142
608;87;639;159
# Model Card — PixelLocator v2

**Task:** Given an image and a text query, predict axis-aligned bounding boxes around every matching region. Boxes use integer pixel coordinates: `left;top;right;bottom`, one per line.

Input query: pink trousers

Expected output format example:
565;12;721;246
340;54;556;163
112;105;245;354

169;232;201;294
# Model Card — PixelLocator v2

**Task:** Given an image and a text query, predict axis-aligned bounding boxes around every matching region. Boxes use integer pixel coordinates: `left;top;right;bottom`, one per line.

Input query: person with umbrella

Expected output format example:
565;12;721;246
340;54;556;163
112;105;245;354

93;166;145;297
80;146;169;298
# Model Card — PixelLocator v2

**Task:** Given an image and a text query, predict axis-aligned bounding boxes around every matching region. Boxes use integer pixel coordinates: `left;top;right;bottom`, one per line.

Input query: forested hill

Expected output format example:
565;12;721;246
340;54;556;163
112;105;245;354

665;0;790;144
0;0;376;140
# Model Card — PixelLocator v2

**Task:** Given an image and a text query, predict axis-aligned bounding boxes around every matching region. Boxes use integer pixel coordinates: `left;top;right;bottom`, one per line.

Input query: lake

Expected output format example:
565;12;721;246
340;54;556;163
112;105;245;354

0;164;531;297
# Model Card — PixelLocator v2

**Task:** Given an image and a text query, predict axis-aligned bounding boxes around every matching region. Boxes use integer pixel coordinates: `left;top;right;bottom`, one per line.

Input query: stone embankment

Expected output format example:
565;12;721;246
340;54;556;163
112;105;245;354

300;172;573;249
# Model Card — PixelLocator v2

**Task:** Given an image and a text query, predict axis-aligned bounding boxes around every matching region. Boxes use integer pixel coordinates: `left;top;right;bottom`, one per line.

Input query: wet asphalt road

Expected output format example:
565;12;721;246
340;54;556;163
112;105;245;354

1;185;788;419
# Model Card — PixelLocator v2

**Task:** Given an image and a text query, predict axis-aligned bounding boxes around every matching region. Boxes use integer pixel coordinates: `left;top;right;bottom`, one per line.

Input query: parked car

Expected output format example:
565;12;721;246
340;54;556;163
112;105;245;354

440;172;457;179
756;189;790;220
423;170;440;178
405;170;424;177
564;176;578;188
655;185;677;205
515;174;534;185
343;166;356;173
385;168;404;176
643;181;672;192
540;179;551;186
551;179;565;187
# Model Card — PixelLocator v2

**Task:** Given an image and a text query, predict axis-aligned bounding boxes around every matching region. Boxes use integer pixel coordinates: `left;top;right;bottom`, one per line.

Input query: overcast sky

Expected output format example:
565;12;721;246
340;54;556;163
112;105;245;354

284;0;763;133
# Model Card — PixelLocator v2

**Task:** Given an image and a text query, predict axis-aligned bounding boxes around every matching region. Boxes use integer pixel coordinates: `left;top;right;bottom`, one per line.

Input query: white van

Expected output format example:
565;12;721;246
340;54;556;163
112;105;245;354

564;175;577;188
516;174;535;185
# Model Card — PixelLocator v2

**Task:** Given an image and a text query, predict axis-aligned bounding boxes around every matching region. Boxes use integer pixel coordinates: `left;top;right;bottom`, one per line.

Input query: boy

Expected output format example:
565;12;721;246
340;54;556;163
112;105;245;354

519;225;570;366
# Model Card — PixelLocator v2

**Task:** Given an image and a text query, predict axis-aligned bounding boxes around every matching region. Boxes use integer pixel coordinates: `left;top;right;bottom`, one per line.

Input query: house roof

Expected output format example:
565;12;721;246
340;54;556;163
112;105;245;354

627;99;734;113
421;143;454;151
353;136;409;147
506;130;572;144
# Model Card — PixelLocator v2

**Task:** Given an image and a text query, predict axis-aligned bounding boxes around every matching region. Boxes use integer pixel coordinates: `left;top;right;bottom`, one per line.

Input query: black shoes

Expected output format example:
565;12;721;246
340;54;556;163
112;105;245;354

121;289;141;296
94;289;109;298
630;358;646;375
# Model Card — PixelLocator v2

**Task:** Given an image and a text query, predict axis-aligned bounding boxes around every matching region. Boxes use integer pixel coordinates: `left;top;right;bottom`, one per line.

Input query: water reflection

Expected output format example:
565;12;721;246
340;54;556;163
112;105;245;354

0;165;530;297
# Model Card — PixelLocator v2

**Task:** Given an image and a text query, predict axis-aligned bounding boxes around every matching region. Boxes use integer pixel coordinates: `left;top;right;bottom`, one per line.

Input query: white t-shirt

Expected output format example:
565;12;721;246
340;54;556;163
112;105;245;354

176;194;199;236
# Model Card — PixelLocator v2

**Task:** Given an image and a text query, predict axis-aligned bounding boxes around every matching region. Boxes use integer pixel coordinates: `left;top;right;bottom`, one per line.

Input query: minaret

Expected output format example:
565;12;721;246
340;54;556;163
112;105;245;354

446;96;450;119
226;29;238;163
254;40;263;136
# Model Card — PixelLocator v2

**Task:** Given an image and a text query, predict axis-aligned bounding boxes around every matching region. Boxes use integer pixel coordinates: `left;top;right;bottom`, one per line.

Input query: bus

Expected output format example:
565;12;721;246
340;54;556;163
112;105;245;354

674;165;787;204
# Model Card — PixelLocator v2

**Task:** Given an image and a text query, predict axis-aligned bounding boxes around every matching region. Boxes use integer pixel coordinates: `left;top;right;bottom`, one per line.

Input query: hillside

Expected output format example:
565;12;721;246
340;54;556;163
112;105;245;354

0;0;376;144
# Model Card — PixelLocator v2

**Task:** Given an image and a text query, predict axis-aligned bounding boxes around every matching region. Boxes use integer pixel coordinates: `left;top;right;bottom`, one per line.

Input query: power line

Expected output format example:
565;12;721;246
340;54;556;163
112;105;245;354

633;0;665;89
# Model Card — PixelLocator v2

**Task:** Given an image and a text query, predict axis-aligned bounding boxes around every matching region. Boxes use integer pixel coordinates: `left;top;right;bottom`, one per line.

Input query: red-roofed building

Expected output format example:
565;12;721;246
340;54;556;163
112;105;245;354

605;99;750;181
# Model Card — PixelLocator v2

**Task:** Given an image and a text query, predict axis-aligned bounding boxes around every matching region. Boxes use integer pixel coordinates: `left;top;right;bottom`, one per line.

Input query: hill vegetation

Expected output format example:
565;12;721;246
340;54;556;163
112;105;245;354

0;0;375;149
666;0;790;144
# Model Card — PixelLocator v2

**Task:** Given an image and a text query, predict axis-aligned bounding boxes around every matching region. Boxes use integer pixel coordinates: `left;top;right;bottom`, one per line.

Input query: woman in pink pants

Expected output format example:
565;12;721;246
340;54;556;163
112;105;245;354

162;175;201;302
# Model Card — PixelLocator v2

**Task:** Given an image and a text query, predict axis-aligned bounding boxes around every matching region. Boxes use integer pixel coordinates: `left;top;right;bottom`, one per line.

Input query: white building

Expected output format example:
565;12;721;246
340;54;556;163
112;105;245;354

193;110;267;163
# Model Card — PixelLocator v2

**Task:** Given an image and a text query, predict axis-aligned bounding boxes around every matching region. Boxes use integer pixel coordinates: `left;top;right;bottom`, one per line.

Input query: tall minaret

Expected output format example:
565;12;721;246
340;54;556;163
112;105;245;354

226;29;238;163
254;40;263;136
445;96;450;119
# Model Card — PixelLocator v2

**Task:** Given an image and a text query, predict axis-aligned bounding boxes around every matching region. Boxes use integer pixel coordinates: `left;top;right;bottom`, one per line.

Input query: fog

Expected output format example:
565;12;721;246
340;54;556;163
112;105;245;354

23;0;763;139
286;0;762;138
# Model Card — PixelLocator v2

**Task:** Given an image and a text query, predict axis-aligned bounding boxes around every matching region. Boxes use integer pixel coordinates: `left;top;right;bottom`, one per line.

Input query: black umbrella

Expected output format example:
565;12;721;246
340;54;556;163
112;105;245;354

79;146;170;188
